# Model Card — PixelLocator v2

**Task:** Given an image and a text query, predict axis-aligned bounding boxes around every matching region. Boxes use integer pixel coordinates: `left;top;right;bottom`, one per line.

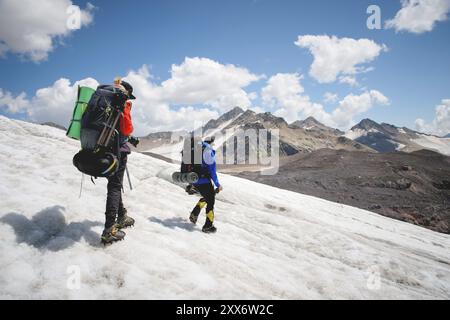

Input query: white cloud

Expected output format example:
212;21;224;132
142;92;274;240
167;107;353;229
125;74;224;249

261;73;331;124
0;57;262;135
323;92;339;104
31;78;99;124
294;35;387;84
339;76;359;87
331;90;390;128
249;105;265;114
0;77;99;125
248;92;258;101
0;0;95;62
261;73;304;106
415;99;450;136
122;63;221;135
261;73;389;129
386;0;450;34
0;56;391;134
0;89;30;113
121;57;261;134
159;57;262;110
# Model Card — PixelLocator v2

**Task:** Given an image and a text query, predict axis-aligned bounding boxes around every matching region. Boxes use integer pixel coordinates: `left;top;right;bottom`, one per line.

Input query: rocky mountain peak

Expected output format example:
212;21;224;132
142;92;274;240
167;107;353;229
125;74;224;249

221;106;245;121
291;116;323;128
351;118;382;131
303;116;322;125
203;106;245;132
290;116;343;135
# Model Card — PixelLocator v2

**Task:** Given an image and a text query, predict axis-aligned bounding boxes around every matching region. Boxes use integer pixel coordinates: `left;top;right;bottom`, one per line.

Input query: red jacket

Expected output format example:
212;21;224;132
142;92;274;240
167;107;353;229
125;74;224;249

120;101;134;136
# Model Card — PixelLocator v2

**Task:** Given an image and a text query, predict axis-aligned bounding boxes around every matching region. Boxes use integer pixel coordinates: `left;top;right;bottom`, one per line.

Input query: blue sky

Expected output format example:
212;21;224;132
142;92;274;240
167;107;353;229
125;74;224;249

0;0;449;135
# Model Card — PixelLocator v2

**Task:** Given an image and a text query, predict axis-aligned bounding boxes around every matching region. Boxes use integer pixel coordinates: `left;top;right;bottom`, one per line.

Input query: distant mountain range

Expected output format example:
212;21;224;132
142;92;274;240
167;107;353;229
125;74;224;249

137;107;371;160
41;122;66;131
345;118;450;156
201;107;370;159
138;106;450;159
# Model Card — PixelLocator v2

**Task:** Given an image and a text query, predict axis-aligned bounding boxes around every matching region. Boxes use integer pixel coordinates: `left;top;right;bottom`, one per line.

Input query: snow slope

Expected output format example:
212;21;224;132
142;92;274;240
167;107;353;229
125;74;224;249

413;135;450;156
344;128;380;140
1;115;450;299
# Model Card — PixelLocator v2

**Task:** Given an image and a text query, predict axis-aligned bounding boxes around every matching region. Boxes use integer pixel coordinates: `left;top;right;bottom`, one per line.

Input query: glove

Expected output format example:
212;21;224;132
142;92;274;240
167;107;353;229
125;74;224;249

128;136;140;147
186;184;199;195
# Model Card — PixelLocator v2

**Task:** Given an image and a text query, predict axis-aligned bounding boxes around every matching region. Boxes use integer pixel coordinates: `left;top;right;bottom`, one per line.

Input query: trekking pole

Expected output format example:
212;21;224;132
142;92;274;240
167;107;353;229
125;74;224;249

96;111;114;146
125;165;133;190
103;110;122;147
79;174;85;198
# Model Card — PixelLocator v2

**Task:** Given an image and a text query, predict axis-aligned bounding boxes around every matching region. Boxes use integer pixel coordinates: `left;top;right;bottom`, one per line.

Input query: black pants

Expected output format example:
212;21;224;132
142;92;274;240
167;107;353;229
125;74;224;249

105;153;127;229
191;182;215;225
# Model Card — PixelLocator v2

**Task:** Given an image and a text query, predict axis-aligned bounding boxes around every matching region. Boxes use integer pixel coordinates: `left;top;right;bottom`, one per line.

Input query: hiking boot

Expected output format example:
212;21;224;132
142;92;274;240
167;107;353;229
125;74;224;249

189;213;199;224
202;224;217;233
117;208;135;229
117;215;135;229
202;210;216;233
101;224;126;245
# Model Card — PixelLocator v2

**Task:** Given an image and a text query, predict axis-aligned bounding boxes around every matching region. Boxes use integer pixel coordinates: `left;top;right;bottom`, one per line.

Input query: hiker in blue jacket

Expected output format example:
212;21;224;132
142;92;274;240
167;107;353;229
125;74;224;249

189;136;223;233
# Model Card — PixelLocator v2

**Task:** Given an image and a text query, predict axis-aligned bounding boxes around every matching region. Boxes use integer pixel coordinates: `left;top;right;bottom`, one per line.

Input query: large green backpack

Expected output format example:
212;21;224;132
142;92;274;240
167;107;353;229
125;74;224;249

66;86;95;140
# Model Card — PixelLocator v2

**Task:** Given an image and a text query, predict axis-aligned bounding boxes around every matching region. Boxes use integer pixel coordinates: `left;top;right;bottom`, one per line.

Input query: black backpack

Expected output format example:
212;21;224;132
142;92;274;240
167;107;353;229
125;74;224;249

180;136;210;179
73;85;129;178
80;85;129;150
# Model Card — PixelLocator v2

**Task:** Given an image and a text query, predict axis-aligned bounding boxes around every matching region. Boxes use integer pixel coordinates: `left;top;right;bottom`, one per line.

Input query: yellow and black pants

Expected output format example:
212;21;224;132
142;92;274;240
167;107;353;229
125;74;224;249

191;181;215;227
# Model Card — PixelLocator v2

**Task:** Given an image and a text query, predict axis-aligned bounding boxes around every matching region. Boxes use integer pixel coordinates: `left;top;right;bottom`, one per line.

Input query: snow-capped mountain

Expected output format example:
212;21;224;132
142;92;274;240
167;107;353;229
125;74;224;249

345;119;450;156
1;115;450;299
290;116;343;135
202;106;247;133
137;110;450;162
139;107;371;161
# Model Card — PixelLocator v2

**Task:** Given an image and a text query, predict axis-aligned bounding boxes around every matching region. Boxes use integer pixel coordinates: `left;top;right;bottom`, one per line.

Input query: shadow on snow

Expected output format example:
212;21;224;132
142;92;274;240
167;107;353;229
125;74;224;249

148;216;197;232
1;205;103;251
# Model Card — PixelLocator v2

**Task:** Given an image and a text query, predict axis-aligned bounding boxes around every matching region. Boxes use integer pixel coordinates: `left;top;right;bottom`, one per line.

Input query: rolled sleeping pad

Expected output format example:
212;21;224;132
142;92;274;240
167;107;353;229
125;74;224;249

66;86;95;140
187;172;199;184
172;172;182;183
172;172;199;184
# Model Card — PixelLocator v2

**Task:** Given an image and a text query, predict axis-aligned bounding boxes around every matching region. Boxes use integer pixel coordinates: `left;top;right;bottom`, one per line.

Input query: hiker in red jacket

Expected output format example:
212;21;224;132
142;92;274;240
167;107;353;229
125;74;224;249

101;80;140;244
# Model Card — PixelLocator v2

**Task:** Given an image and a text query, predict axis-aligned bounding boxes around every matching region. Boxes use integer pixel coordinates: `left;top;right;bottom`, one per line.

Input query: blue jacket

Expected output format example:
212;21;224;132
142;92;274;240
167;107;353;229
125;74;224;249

193;142;220;187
